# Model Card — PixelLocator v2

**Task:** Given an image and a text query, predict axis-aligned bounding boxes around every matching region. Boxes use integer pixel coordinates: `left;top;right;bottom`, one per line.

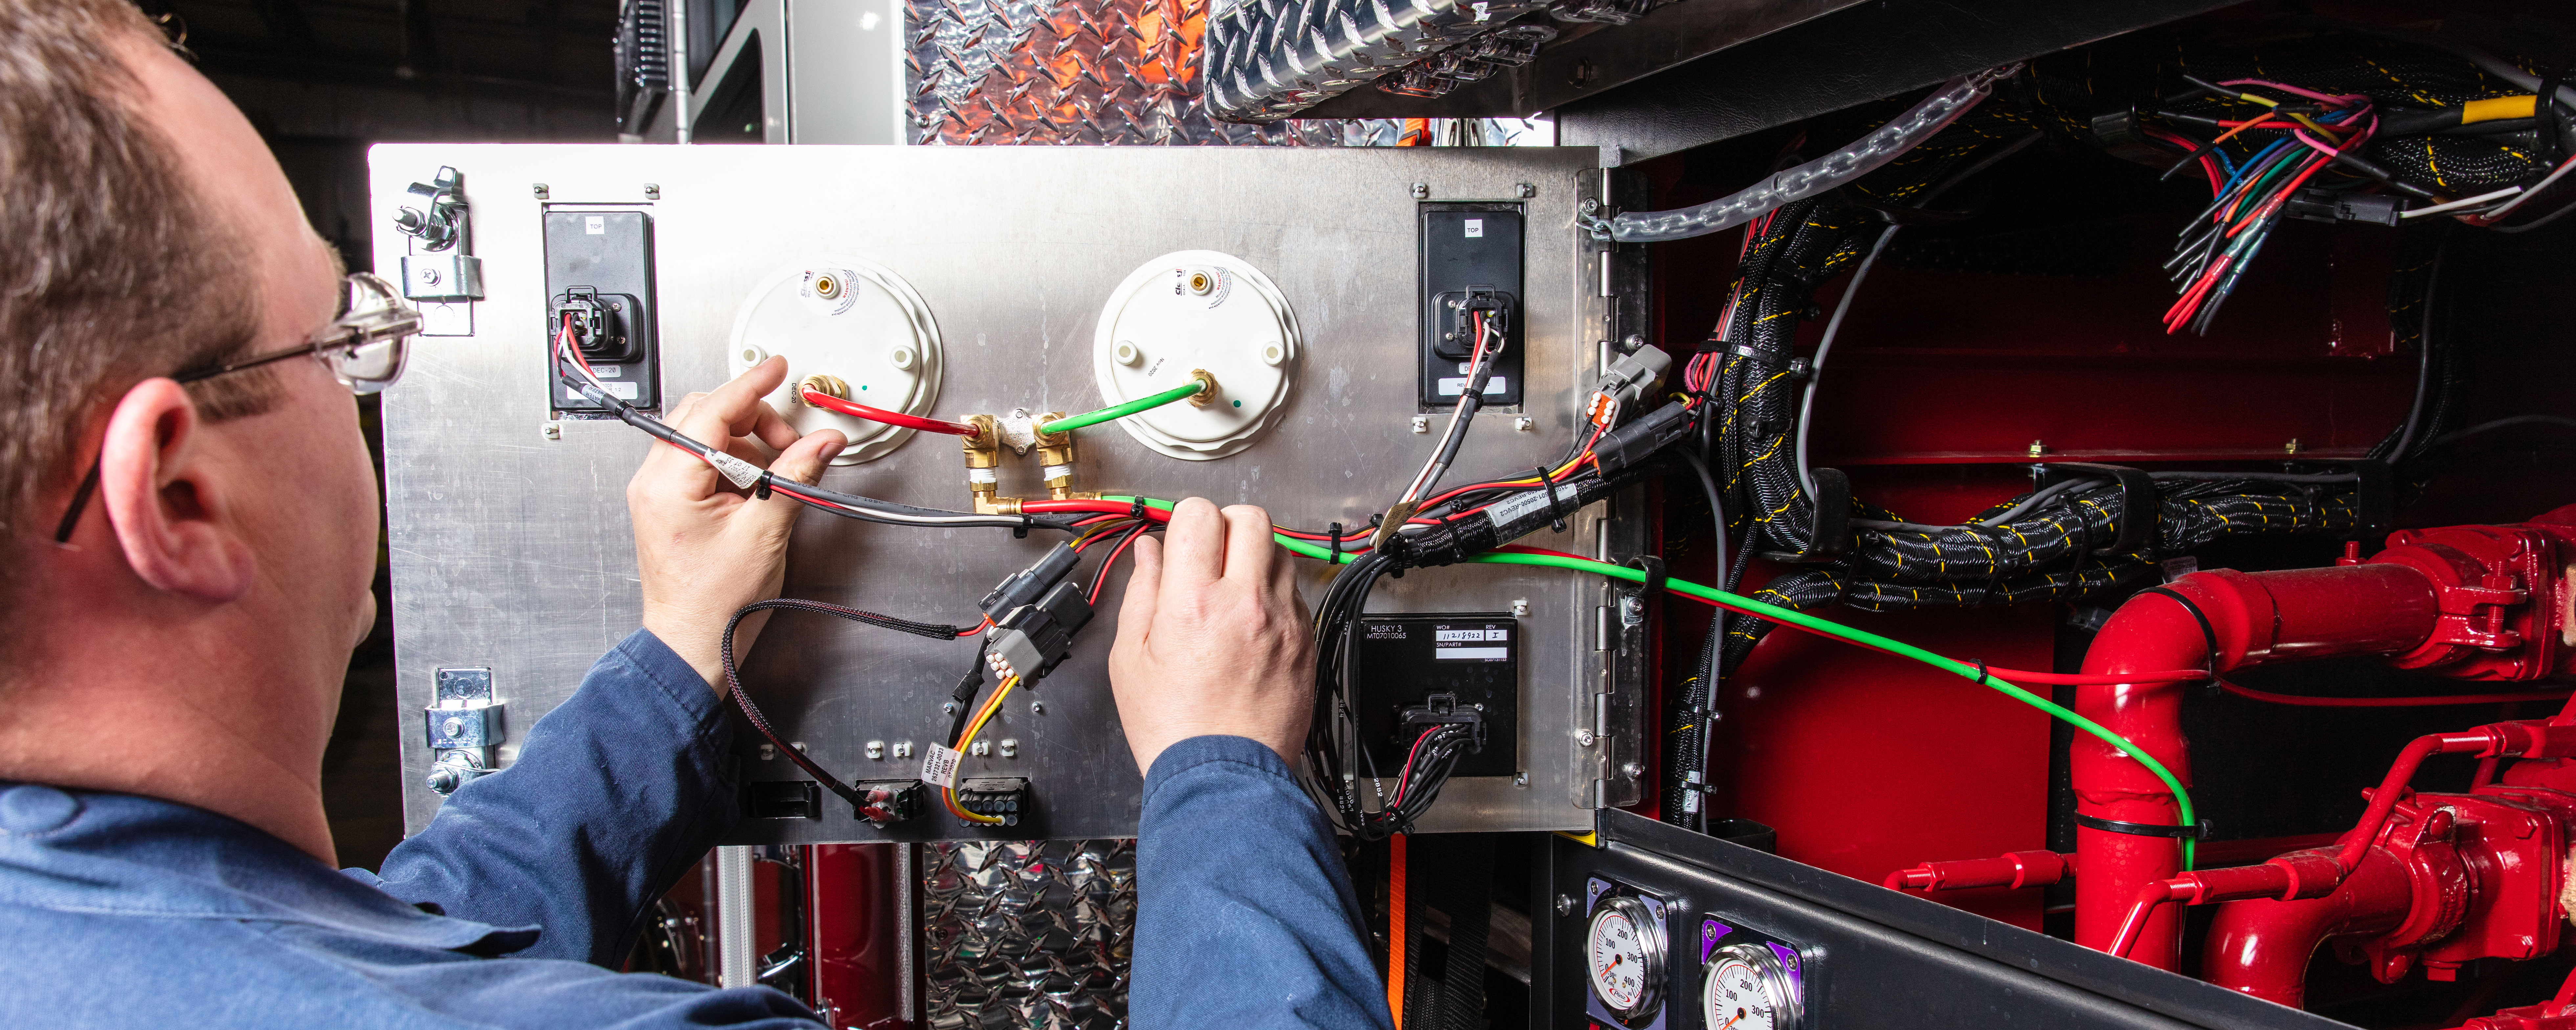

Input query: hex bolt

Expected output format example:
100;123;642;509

1620;761;1645;777
1411;415;1431;434
644;183;661;200
1511;598;1530;617
1410;182;1430;199
1514;416;1534;433
969;741;991;757
999;739;1019;758
541;421;562;441
758;743;777;761
866;740;886;760
1517;182;1537;198
941;701;960;715
1576;728;1598;747
532;183;550;199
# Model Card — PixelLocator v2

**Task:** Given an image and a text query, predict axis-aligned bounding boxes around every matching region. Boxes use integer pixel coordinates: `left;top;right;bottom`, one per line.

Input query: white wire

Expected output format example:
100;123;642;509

2478;153;2576;222
2401;186;2522;218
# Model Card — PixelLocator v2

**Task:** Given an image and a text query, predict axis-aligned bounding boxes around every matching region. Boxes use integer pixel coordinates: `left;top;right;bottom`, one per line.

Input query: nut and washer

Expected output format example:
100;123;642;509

1411;415;1431;434
1410;182;1430;199
1517;182;1537;198
1514;416;1534;433
892;741;916;759
866;740;886;760
1576;728;1598;747
999;739;1019;758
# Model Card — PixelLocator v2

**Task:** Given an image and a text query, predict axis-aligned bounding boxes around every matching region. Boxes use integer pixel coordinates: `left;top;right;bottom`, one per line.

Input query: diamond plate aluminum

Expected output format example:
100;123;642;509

923;840;1137;1030
906;0;1398;144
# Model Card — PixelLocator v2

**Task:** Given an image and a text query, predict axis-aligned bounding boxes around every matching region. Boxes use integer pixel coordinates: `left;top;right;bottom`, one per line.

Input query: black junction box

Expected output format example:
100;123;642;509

544;209;662;415
1417;205;1525;409
1352;613;1519;778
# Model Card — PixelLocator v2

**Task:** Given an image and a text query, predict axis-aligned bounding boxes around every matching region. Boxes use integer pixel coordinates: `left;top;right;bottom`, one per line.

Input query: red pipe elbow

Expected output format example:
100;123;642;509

2202;847;2415;1008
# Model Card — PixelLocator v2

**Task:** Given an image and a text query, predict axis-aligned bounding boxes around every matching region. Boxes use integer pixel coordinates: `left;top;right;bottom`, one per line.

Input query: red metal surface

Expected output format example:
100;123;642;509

1714;604;2055;929
808;843;910;1030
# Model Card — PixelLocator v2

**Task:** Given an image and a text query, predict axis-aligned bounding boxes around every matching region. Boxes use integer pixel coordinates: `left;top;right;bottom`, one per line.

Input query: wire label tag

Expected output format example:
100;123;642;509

1484;489;1553;529
706;450;763;490
919;743;965;789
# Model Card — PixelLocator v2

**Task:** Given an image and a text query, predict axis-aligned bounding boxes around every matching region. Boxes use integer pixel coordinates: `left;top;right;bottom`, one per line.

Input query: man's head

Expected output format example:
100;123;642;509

0;0;385;862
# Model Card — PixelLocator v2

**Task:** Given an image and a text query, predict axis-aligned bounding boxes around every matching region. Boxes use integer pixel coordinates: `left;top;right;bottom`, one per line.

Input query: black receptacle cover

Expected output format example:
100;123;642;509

743;780;820;819
1418;205;1524;409
1352;613;1519;778
544;210;661;414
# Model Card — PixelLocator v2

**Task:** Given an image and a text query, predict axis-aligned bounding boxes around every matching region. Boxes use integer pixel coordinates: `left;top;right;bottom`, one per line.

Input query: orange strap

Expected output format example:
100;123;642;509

1387;833;1408;1028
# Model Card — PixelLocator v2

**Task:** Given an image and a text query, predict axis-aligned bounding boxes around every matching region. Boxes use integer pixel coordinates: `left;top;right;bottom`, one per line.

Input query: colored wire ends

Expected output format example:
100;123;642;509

944;674;1019;824
1040;378;1208;435
800;389;979;436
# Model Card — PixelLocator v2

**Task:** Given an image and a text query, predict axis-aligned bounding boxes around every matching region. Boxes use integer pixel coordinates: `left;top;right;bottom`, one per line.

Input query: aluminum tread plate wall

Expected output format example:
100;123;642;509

923;840;1134;1028
906;0;1386;145
372;144;1613;843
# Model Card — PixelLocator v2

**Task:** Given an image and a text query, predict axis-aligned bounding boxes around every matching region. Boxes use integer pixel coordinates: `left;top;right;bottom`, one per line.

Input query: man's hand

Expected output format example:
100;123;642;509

631;356;846;694
1107;498;1316;773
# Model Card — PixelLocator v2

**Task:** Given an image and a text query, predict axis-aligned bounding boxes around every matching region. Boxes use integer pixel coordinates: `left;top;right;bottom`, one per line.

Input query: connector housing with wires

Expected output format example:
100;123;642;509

1593;344;1672;407
1397;693;1488;754
853;780;926;827
1592;401;1697;477
953;778;1029;826
1432;288;1514;360
979;541;1083;618
987;581;1093;682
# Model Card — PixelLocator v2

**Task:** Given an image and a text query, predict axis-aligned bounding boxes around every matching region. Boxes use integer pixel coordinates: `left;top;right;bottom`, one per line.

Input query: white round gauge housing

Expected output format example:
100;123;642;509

1585;896;1665;1022
1090;250;1299;461
1702;942;1802;1030
728;258;943;465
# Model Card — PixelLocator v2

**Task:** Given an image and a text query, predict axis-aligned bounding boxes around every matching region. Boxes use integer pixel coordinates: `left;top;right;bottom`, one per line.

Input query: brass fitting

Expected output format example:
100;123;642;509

972;495;1024;516
1188;369;1219;407
797;373;850;405
1034;413;1078;499
962;414;1003;505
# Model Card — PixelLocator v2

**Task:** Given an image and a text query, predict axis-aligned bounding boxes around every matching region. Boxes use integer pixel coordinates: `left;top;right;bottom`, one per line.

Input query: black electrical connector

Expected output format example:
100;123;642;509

979;540;1083;618
987;581;1093;682
954;778;1029;826
853;780;925;827
1396;693;1487;754
2285;188;2405;226
1593;401;1696;477
550;285;644;363
1433;288;1516;360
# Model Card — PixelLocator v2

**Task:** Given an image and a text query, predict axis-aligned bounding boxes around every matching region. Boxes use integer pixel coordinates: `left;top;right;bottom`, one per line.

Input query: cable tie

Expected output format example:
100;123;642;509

1729;343;1762;359
1328;522;1345;566
1972;659;1989;686
1625;555;1668;599
2139;586;2226;691
1533;465;1566;533
754;471;773;501
1128;497;1148;521
2074;812;2212;840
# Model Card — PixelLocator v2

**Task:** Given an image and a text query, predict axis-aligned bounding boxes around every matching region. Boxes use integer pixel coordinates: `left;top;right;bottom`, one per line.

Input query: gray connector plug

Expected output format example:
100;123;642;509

1595;344;1672;406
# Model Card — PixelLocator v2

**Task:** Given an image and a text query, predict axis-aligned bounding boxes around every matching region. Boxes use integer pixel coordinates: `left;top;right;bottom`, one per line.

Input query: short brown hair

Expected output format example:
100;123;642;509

0;0;265;565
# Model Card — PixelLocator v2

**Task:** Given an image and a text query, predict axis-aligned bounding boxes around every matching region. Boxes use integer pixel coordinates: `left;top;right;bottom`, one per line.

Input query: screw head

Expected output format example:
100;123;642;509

1410;415;1431;434
1556;894;1577;915
532;183;550;199
644;183;661;199
541;421;562;441
1517;182;1537;198
1576;728;1597;747
1580;198;1601;215
1029;700;1045;715
418;267;441;286
440;716;465;738
942;701;960;715
1620;761;1645;777
1511;598;1530;617
1514;416;1534;433
1410;182;1430;199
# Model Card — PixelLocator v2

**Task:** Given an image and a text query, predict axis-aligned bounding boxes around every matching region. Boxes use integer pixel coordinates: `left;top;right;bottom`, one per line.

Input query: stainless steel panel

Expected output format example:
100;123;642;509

373;143;1626;843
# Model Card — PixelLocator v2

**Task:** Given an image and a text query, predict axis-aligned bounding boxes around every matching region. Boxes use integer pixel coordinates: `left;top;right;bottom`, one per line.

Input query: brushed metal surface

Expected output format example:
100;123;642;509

922;840;1134;1029
374;143;1625;843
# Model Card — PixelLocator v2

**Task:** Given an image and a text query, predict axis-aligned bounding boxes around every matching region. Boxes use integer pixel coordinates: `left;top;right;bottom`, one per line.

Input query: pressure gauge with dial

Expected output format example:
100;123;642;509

1586;895;1666;1023
1702;942;1803;1030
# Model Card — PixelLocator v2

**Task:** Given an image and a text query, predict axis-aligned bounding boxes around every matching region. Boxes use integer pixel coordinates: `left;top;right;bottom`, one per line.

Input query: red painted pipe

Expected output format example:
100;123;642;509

2201;845;2416;1007
1884;850;2073;893
2073;565;2439;969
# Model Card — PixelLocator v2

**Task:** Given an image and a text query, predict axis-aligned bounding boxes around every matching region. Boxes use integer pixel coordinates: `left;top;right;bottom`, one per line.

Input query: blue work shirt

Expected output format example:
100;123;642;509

0;629;1392;1029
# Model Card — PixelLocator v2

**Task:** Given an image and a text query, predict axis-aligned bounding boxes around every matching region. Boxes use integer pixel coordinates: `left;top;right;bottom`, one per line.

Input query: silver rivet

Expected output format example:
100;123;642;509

866;740;885;760
1029;700;1045;715
644;183;661;199
1620;761;1644;777
541;421;562;441
1517;182;1537;198
1514;416;1534;433
969;741;991;757
1410;182;1430;199
758;743;777;761
532;183;550;199
1556;894;1577;915
1511;598;1530;617
1411;415;1431;434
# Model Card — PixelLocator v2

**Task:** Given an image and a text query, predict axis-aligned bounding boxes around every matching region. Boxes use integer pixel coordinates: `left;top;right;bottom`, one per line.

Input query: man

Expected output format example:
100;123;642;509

0;3;1392;1027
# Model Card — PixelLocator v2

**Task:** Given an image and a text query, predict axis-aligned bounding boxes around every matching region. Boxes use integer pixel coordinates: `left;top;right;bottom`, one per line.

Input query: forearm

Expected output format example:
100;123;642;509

365;629;740;966
1131;735;1392;1030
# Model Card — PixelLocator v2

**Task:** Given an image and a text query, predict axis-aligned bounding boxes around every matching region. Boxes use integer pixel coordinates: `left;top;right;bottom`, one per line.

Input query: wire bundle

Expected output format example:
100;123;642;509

2154;77;2379;334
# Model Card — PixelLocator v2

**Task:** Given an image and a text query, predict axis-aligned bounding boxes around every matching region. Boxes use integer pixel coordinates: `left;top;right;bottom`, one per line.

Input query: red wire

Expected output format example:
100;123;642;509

2219;680;2573;708
799;389;979;436
1088;523;1149;604
1388;725;1442;809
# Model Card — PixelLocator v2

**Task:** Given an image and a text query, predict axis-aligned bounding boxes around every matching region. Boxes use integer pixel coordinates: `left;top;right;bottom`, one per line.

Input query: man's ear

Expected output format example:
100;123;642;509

96;378;256;602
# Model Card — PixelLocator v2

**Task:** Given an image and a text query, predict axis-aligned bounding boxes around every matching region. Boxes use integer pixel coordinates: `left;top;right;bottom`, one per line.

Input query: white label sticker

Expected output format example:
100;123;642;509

1435;647;1509;661
1483;489;1553;528
1465;218;1484;238
1435;376;1508;396
967;467;999;484
564;381;639;401
584;215;606;235
919;743;965;789
591;365;622;379
706;450;764;490
1435;629;1491;641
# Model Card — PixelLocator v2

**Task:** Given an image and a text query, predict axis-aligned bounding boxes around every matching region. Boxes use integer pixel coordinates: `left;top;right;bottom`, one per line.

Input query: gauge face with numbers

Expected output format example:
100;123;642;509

1703;943;1802;1030
1586;896;1665;1019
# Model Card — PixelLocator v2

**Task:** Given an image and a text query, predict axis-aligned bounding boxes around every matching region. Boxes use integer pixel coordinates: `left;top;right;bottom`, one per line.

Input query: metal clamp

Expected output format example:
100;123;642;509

424;666;504;796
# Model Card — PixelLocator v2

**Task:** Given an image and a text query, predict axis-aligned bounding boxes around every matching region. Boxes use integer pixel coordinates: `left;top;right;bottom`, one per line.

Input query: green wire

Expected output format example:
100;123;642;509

1098;494;2198;868
1041;381;1207;434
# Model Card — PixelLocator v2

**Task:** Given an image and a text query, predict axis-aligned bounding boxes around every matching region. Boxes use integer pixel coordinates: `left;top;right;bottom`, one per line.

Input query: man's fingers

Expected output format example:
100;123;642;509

750;402;801;453
1217;504;1277;585
767;429;848;488
1161;497;1228;586
1117;534;1165;640
679;356;789;443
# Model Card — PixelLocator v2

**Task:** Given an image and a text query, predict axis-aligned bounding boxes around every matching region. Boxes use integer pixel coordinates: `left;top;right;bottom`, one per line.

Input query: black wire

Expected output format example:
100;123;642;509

720;598;974;812
2383;230;2449;462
